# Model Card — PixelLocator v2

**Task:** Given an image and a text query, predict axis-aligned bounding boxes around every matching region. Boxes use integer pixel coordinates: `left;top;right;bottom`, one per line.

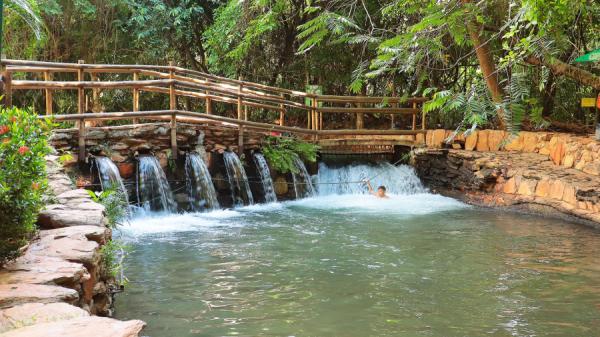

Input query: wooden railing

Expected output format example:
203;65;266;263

0;59;428;160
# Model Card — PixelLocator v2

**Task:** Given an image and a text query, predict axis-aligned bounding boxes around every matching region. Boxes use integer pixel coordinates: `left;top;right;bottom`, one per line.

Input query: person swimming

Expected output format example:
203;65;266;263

364;179;389;198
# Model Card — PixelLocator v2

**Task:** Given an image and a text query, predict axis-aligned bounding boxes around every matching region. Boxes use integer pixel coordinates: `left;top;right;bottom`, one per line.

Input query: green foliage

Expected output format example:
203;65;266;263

262;136;319;174
86;187;128;229
0;106;51;265
99;239;130;287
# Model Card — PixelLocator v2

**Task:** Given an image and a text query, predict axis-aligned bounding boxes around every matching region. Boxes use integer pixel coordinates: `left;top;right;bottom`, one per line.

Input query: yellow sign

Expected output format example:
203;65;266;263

581;97;596;108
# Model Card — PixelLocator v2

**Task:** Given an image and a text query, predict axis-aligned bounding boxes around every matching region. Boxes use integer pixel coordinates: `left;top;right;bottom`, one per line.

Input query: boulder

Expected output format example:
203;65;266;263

516;178;537;196
464;132;478;151
550;141;565;165
431;129;446;148
487;130;505;151
38;204;106;229
28;236;100;267
0;316;145;337
0;284;78;309
582;163;600;176
535;179;550;198
0;255;89;287
548;180;566;201
475;130;489;151
0;303;89;333
39;226;110;244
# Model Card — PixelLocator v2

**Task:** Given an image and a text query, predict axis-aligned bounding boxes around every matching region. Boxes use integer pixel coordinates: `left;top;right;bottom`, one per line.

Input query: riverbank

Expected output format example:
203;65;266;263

0;155;145;336
413;130;600;227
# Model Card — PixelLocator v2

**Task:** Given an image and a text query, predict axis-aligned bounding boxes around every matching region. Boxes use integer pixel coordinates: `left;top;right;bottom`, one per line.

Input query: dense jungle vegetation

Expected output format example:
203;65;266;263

3;0;600;132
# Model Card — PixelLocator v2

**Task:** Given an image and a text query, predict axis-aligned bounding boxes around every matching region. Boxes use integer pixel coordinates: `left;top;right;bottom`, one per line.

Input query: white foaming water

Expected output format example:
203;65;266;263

317;162;426;195
121;161;466;238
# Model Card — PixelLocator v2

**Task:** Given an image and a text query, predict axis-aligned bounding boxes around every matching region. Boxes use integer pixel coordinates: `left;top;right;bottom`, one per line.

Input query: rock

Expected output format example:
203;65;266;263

273;176;289;195
487;130;505;151
522;132;539;152
28;236;100;267
504;133;524;151
0;255;89;287
39;226;110;245
562;154;575;168
535;179;550;198
503;177;517;194
582;163;600;176
0;303;89;333
464;132;478;151
548;180;566;201
0;316;145;337
431;129;446;148
562;184;578;206
476;130;489;151
517;178;537;196
38;204;106;229
117;162;135;179
550;141;565;165
0;284;78;309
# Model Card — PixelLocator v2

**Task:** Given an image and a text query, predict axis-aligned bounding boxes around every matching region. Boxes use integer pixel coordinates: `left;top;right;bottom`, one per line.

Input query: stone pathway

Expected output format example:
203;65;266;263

0;155;145;336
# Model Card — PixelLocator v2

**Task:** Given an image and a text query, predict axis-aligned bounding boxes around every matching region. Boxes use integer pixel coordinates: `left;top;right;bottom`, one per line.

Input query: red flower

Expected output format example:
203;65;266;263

0;125;8;135
9;116;16;123
31;182;40;190
18;146;29;155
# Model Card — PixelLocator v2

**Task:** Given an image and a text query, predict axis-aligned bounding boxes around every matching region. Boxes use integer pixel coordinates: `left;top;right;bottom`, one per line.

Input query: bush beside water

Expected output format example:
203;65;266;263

0;107;51;265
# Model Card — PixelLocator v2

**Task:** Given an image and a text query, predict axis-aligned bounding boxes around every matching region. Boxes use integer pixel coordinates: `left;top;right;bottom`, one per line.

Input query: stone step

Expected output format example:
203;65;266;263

39;226;111;245
0;284;78;309
38;204;106;229
0;255;89;288
0;316;145;337
0;303;88;333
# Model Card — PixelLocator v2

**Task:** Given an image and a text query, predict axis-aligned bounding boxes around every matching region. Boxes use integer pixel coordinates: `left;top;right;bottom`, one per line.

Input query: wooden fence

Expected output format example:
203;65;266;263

0;59;427;160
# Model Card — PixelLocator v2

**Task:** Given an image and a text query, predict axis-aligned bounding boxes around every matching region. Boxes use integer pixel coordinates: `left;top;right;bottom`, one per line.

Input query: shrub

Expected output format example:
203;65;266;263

87;187;128;229
0;106;51;264
262;136;319;173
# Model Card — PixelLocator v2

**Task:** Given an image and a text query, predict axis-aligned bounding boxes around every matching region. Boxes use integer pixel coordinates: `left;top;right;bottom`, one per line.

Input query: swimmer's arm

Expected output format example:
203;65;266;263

363;179;377;196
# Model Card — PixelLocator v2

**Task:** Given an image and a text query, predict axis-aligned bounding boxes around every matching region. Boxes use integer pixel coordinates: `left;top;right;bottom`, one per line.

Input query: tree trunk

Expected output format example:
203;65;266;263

526;55;600;91
462;0;506;129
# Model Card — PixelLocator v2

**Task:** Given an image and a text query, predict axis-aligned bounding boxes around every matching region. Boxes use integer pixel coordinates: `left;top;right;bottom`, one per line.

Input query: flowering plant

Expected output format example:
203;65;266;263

0;106;51;264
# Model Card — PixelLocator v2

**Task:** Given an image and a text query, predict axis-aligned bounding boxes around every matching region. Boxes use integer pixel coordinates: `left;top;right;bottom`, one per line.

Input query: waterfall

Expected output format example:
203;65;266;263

253;153;277;203
317;162;426;195
95;156;130;206
291;155;315;199
137;156;176;212
185;153;219;211
223;152;254;206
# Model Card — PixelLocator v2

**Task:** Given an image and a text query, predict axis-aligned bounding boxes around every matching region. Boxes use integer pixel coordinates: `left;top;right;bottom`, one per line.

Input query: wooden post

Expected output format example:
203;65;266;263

77;60;85;114
422;103;426;130
170;112;178;160
237;81;243;120
319;111;323;130
244;105;248;121
279;93;285;126
238;125;244;154
2;70;12;107
412;102;417;130
356;102;364;129
44;71;53;115
307;109;311;129
132;72;139;123
169;62;176;110
205;79;212;114
312;97;318;130
78;118;86;163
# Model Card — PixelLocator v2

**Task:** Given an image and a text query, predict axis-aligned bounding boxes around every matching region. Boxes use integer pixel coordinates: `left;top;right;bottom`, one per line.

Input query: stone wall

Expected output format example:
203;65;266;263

413;148;600;226
421;129;600;177
0;155;145;336
50;122;266;173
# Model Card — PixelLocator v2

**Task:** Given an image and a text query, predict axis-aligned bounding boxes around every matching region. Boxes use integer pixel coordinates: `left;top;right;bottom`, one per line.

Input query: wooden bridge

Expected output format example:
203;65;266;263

0;59;427;159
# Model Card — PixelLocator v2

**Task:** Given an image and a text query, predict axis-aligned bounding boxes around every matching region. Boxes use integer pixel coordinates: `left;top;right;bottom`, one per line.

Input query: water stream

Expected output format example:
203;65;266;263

291;155;315;198
223;151;254;207
185;153;219;211
253;152;277;203
137;156;176;213
94;156;130;206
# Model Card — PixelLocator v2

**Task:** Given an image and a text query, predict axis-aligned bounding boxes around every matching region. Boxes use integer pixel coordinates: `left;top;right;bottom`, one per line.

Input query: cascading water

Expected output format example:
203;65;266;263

185;153;219;211
252;153;277;203
317;162;426;195
137;156;176;212
94;156;130;206
291;155;315;198
223;152;254;207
